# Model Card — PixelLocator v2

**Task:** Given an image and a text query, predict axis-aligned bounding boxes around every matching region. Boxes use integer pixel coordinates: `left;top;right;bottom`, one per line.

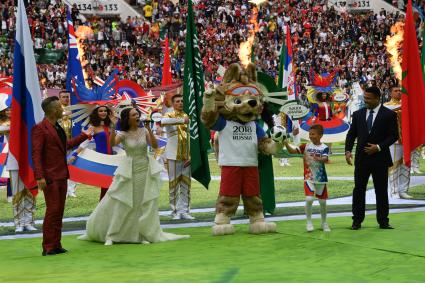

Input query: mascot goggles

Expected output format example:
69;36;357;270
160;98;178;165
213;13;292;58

226;85;261;97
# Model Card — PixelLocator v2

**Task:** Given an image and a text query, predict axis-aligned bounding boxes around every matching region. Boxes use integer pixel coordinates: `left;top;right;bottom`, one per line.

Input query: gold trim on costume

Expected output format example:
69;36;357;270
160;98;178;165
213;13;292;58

165;111;189;160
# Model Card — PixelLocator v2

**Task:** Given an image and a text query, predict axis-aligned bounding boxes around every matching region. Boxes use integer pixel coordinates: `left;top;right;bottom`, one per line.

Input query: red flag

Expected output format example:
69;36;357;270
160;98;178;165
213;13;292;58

161;36;173;86
401;0;425;166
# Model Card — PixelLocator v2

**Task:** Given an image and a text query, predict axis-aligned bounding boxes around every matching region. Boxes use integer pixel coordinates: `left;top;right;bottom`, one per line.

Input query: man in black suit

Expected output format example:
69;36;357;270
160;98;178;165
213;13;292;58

345;86;398;230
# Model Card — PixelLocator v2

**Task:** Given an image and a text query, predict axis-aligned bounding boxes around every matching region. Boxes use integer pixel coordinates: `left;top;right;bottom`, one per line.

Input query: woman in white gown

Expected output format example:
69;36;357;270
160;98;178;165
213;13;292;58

79;107;189;245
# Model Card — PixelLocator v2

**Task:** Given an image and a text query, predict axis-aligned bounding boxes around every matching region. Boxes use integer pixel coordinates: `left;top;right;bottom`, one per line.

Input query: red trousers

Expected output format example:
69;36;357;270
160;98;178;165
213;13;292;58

219;166;260;197
42;179;67;252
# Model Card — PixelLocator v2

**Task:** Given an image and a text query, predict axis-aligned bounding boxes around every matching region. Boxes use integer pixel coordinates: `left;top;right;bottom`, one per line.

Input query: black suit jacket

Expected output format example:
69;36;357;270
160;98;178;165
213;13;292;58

345;105;398;167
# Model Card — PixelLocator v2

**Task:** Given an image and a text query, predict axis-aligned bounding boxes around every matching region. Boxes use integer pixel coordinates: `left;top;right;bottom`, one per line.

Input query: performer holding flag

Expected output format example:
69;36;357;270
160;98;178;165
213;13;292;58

8;0;44;233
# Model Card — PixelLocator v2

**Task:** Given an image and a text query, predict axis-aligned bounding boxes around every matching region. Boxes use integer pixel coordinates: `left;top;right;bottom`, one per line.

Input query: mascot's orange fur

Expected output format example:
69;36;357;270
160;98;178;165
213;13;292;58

201;63;281;236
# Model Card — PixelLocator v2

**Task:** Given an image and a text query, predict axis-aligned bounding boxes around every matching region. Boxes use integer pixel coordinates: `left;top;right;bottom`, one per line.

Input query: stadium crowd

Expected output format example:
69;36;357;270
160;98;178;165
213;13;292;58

0;0;424;103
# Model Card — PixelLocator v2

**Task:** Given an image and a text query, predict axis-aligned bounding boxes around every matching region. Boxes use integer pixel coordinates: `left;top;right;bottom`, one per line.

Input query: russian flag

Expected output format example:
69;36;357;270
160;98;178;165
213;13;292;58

9;0;44;190
65;6;86;137
278;25;296;100
68;137;167;187
0;85;12;111
0;141;8;178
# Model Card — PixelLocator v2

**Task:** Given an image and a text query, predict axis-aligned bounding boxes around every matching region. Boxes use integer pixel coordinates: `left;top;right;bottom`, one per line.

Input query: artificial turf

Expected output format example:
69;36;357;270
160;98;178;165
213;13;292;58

1;211;425;282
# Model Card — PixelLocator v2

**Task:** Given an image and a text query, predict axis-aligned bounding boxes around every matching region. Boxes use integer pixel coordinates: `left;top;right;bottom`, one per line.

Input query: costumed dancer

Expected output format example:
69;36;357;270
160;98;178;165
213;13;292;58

299;70;349;144
68;104;115;201
0;109;12;203
410;148;422;175
78;107;189;245
2;106;37;232
284;124;331;232
384;85;412;199
160;94;194;220
67;72;121;201
89;105;115;201
58;90;78;198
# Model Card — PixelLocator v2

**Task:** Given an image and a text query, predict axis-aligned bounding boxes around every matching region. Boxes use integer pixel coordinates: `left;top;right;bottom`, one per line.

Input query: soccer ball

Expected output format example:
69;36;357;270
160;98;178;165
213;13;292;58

270;125;287;143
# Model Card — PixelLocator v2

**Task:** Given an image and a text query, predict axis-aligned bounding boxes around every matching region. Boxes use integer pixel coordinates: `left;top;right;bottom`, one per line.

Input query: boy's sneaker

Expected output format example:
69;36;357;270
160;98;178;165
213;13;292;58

306;222;314;232
180;213;195;220
321;222;331;232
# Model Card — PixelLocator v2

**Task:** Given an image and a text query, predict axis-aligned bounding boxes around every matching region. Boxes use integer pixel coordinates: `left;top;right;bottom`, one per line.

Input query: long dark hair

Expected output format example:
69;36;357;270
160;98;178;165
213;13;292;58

89;106;112;127
120;107;141;132
316;92;330;102
0;109;8;122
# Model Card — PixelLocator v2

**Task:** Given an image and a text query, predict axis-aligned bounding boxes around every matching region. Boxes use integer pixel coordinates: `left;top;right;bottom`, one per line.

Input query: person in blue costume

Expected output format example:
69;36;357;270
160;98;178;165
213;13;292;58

86;106;115;201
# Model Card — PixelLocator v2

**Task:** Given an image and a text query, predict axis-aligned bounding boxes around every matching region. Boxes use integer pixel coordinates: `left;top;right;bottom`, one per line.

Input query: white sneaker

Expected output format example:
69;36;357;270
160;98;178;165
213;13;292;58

104;239;113;246
24;225;37;231
399;192;413;199
321;222;331;232
7;196;12;203
180;213;195;220
67;192;77;198
306;222;314;232
15;226;24;233
171;213;181;220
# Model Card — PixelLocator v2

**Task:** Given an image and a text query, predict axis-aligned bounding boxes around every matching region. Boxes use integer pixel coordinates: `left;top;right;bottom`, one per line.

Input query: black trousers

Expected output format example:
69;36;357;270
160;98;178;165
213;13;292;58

352;162;389;225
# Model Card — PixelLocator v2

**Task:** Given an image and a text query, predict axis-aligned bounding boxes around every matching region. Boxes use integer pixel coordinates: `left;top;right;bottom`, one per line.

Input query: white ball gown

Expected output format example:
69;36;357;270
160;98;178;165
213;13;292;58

78;128;189;244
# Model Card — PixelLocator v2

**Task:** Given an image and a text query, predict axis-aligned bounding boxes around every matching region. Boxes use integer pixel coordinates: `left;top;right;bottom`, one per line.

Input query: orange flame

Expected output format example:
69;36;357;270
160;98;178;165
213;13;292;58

384;22;404;84
75;26;94;87
239;7;259;68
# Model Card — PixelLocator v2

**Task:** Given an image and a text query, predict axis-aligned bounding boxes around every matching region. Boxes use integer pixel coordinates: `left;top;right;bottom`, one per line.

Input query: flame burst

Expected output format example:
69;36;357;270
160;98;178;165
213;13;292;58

384;22;404;84
75;26;94;87
239;7;260;68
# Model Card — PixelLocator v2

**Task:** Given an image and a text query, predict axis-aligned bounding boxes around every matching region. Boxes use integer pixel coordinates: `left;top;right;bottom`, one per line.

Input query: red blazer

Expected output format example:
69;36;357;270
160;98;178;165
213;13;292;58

31;118;88;181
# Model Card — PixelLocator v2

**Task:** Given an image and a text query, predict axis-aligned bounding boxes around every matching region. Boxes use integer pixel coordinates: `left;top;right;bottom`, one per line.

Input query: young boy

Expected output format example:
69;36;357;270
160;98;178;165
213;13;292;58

284;124;331;232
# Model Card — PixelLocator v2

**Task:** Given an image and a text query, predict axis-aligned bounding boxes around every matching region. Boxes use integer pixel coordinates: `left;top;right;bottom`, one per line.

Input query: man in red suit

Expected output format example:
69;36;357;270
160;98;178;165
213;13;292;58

31;96;89;256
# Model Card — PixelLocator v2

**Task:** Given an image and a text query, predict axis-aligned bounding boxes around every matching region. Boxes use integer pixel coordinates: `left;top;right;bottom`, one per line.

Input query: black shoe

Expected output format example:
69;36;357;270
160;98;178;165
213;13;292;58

351;222;361;230
55;248;68;254
379;223;394;229
42;250;57;256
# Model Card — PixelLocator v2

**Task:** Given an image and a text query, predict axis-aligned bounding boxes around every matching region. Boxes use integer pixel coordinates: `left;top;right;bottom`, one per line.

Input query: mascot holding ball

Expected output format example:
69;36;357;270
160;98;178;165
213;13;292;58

201;63;285;236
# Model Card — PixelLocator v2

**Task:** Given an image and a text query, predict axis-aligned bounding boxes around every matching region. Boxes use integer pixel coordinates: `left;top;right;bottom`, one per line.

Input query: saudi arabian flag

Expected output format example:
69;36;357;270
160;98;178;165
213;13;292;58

183;0;211;189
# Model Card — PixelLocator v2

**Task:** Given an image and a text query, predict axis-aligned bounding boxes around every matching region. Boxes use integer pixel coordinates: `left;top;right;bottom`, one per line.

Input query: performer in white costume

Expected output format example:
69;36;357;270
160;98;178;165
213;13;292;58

160;94;194;220
384;86;412;199
410;148;422;174
0;107;37;233
79;107;189;245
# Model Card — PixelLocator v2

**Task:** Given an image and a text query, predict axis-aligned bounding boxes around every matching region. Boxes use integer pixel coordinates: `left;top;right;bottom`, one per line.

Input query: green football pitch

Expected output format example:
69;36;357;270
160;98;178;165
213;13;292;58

1;211;425;283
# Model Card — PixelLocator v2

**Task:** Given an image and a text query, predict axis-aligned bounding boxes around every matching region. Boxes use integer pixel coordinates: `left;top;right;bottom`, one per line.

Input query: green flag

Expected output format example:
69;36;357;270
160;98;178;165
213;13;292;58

277;32;286;90
183;0;211;189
